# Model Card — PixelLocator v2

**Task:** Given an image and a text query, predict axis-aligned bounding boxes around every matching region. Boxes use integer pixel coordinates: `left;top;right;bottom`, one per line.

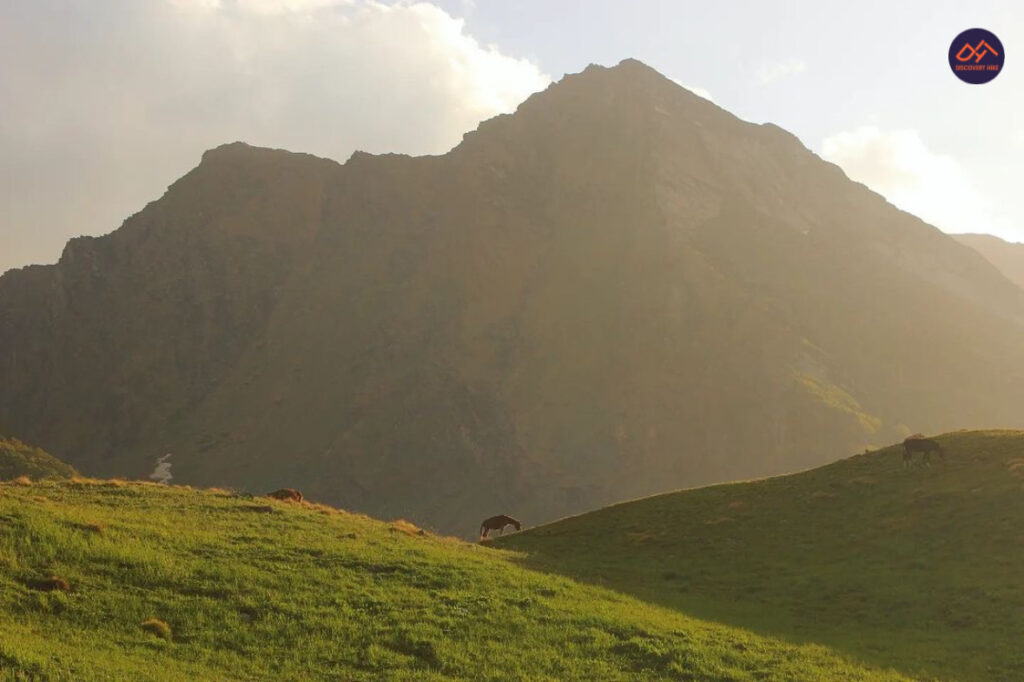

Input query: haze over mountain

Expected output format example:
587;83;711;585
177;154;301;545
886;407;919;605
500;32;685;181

954;233;1024;291
2;59;1023;534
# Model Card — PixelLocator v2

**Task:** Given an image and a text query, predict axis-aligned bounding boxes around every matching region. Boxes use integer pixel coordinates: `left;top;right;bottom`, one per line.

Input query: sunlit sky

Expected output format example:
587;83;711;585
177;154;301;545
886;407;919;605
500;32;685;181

2;0;1021;274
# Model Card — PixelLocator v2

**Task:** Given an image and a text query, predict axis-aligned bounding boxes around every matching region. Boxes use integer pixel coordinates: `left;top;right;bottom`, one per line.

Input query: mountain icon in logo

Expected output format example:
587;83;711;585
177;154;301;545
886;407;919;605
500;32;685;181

956;40;999;64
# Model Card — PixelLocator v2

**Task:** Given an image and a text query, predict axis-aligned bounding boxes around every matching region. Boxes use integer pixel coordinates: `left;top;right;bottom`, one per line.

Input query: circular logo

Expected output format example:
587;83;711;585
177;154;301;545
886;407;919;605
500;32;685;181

949;28;1004;84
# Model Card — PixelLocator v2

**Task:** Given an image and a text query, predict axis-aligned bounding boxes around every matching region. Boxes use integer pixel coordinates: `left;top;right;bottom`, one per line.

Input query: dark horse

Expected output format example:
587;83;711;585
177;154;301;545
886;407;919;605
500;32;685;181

903;436;944;467
480;514;521;539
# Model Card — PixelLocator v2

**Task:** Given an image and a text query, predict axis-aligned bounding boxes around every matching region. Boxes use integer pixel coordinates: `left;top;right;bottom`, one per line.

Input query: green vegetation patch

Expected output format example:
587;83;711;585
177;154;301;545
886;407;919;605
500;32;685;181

0;436;78;481
794;372;882;434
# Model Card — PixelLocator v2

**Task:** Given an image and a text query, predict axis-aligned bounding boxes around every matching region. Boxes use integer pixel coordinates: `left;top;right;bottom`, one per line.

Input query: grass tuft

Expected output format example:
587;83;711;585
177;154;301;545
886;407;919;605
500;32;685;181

140;618;172;641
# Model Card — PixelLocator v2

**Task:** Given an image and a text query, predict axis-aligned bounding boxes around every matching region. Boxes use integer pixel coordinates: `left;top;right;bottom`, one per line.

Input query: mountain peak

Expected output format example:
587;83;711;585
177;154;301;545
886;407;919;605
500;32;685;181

3;59;1024;542
197;141;339;168
197;141;269;166
578;57;663;77
575;57;669;76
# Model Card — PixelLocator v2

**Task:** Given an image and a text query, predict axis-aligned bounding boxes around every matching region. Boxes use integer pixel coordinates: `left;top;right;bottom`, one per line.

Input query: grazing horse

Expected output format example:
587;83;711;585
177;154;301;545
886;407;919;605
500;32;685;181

480;514;521;539
903;437;943;467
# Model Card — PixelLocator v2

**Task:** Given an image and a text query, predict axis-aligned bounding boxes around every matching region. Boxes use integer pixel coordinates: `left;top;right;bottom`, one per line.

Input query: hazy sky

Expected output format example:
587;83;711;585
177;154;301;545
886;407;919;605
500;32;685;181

2;0;1022;274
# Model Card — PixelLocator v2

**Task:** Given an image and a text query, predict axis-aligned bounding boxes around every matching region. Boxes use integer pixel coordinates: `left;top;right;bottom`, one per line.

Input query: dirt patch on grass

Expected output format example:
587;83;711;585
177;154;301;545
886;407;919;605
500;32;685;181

206;487;233;496
140;618;172;641
70;521;106;535
626;531;654;545
29;576;71;592
389;519;426;536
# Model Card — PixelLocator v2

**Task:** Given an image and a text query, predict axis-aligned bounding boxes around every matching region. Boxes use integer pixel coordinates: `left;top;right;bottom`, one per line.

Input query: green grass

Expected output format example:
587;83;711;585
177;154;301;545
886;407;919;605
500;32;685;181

793;372;882;434
0;436;78;481
496;430;1024;682
0;479;909;681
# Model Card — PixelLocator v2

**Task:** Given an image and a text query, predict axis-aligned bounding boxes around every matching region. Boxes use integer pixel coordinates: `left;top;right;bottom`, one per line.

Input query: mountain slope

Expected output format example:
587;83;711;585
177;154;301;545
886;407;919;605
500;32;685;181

2;59;1023;535
954;233;1024;290
0;436;78;480
0;479;910;681
495;431;1024;681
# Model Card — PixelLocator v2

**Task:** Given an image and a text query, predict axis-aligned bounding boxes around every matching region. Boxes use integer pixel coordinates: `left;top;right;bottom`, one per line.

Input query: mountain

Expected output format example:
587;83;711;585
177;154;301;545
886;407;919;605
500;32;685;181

953;233;1024;290
0;436;78;481
2;59;1024;535
0;478;909;681
496;430;1024;682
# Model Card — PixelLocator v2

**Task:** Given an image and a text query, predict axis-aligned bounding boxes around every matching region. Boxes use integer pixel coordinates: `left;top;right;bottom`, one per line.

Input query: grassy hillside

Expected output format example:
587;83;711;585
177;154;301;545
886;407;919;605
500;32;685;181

0;436;77;481
495;431;1024;681
0;479;910;681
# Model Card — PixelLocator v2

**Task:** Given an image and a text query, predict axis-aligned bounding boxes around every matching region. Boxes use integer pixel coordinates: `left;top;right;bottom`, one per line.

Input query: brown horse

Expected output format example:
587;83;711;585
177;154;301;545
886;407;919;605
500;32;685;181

903;437;943;467
480;514;521;539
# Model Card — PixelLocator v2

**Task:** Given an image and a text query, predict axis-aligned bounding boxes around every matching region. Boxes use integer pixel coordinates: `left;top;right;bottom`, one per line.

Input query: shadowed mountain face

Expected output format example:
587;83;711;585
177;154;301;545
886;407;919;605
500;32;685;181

2;59;1023;534
954;233;1024;291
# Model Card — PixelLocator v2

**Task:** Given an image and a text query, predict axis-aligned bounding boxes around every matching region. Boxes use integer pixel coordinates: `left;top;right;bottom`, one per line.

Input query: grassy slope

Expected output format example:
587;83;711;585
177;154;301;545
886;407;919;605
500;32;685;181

0;436;78;481
495;431;1024;682
0;480;908;681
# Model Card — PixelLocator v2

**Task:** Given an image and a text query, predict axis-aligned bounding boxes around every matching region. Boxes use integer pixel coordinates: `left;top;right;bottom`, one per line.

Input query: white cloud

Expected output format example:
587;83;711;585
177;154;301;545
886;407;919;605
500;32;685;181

0;0;549;272
820;126;1015;239
669;78;714;103
755;58;806;84
173;0;349;12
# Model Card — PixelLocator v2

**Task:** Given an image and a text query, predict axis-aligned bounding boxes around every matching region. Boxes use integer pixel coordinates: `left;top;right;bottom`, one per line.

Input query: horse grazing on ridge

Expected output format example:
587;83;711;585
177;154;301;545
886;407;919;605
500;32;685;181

480;515;521;539
903;436;944;467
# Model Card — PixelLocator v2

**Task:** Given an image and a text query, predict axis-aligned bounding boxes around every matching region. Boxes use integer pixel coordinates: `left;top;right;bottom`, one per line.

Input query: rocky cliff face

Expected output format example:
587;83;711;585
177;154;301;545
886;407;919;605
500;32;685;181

3;59;1023;534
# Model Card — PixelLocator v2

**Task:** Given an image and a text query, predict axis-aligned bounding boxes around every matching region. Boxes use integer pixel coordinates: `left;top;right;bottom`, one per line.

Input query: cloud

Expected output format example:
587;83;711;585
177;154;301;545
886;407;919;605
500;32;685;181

170;0;348;12
820;126;1015;239
0;0;549;272
755;58;806;84
669;78;715;103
